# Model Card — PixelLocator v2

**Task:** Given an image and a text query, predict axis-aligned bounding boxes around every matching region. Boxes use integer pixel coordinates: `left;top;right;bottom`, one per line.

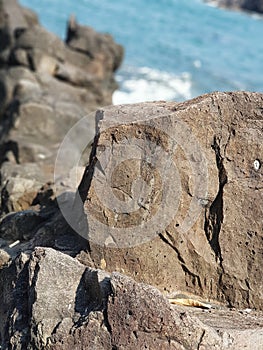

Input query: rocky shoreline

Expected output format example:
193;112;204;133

0;0;123;215
205;0;263;14
0;0;262;349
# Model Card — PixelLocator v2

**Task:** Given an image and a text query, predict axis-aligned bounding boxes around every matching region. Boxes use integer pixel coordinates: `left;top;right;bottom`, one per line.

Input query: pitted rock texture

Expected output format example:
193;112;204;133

0;247;262;349
80;91;263;310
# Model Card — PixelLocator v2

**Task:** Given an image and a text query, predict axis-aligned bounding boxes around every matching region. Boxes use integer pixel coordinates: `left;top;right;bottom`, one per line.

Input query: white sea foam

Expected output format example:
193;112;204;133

205;1;218;8
113;66;193;105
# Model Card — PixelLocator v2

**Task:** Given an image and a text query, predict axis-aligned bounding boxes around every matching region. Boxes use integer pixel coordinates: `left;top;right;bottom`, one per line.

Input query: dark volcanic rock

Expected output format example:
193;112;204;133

205;0;263;13
0;247;262;349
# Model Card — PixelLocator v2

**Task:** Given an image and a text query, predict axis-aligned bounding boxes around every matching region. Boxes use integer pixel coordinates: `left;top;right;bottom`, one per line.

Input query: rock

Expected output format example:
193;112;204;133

0;247;112;349
0;66;37;115
0;162;47;214
0;2;262;343
9;48;29;67
66;15;123;73
77;92;263;310
15;25;66;61
0;210;47;242
20;5;38;27
205;0;263;13
0;248;10;268
0;247;262;349
107;272;222;349
0;0;123;194
0;0;31;52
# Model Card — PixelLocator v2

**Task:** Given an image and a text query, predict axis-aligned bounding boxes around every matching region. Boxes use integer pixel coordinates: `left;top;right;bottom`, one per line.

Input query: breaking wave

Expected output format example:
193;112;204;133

113;66;193;105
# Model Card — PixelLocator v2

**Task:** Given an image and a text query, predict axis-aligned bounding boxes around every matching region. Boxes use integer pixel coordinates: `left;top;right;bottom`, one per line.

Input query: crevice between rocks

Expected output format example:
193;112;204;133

204;136;227;266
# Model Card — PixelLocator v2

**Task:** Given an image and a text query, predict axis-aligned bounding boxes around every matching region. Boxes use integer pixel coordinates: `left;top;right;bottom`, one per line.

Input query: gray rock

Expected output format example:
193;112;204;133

0;162;47;214
0;247;262;349
9;48;29;67
66;15;123;72
0;0;30;52
0;0;123;193
15;25;66;62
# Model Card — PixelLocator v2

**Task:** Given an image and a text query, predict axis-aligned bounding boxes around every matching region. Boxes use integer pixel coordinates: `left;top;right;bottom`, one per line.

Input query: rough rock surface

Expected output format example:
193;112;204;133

0;9;262;344
79;92;263;310
205;0;263;13
0;247;262;349
0;0;123;213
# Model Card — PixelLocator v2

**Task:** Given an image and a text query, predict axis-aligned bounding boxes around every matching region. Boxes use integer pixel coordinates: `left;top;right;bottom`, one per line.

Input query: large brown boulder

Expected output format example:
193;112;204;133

72;91;263;310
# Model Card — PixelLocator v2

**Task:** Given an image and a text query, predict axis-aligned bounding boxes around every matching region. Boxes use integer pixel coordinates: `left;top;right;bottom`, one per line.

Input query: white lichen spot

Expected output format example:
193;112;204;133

253;159;261;171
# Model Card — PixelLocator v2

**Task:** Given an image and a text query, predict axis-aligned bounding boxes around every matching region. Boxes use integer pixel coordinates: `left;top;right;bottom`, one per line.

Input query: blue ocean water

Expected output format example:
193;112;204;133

20;0;263;104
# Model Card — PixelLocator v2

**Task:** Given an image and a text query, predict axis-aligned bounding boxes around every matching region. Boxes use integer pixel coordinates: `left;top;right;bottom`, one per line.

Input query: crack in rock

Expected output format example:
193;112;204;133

204;136;227;265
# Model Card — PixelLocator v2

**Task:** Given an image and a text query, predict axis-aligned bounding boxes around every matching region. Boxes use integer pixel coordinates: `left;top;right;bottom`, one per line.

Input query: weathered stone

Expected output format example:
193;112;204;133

0;0;30;52
0;247;262;349
66;15;123;73
28;49;58;74
15;25;66;62
46;312;112;350
80;92;263;310
107;272;222;349
0;1;262;347
0;251;30;347
0;66;37;115
13;77;42;102
54;61;99;88
0;0;123;188
0;162;47;214
9;48;29;67
21;5;38;27
28;248;87;348
0;248;10;268
0;248;112;349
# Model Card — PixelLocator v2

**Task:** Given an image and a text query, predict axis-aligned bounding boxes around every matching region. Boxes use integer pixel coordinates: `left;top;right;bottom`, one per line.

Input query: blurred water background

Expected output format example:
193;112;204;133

20;0;263;103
